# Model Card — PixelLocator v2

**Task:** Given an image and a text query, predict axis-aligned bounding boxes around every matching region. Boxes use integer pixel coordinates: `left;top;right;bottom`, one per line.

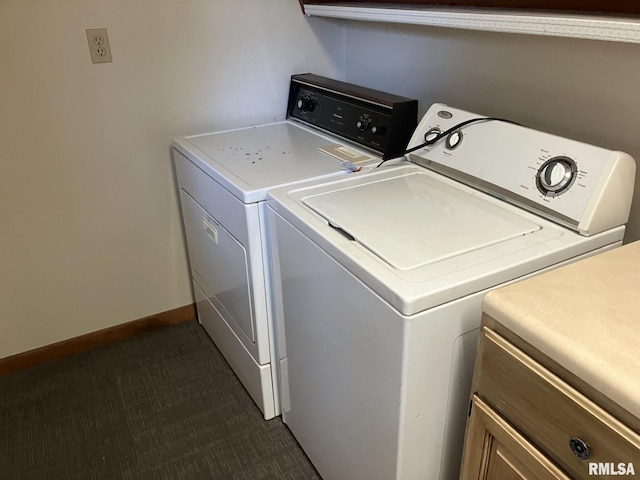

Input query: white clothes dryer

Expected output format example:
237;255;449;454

173;74;417;419
266;103;635;478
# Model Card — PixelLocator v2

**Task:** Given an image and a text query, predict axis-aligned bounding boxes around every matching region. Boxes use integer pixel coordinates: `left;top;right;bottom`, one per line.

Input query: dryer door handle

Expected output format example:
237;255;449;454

202;217;219;245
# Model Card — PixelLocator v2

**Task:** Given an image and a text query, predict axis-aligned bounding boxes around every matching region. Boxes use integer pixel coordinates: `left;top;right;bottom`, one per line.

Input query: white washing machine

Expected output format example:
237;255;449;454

266;103;635;478
173;74;417;419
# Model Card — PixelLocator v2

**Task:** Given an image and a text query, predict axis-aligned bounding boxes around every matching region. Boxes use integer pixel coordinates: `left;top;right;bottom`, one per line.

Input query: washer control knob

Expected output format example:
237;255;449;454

356;114;372;131
536;156;578;197
446;129;463;150
296;96;316;113
424;127;441;143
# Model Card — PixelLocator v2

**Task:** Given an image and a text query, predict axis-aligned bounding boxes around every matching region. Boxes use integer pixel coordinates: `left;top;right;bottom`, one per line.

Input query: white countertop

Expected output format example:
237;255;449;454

482;241;640;420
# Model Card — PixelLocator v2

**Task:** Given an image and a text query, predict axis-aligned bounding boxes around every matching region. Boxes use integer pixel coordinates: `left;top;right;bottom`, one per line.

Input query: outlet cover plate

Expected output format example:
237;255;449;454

86;28;113;64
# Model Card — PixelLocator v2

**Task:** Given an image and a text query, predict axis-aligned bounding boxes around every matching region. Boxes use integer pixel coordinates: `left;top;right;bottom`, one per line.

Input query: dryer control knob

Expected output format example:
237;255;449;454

297;96;316;113
356;114;372;131
536;156;578;197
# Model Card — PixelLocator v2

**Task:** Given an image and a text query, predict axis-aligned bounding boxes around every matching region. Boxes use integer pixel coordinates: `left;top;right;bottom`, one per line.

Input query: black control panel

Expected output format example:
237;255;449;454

287;74;418;160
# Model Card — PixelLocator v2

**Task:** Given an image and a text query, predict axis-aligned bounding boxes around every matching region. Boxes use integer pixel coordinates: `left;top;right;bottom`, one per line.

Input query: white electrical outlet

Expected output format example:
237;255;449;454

85;28;113;64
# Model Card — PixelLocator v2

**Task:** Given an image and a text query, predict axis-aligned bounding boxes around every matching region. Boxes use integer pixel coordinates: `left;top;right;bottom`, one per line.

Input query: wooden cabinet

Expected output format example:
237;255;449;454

460;326;640;480
298;1;640;15
297;1;640;44
464;395;570;479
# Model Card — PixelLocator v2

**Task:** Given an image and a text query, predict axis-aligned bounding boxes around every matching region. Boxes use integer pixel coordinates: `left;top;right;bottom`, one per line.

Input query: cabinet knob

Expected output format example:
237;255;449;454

569;437;590;459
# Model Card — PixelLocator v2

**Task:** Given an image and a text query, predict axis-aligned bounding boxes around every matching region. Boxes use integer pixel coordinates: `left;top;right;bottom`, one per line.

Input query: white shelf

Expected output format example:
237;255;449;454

303;4;640;44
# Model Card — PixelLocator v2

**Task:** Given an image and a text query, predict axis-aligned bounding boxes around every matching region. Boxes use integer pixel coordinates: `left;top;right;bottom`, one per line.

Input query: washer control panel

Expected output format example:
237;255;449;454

287;74;418;160
407;103;636;235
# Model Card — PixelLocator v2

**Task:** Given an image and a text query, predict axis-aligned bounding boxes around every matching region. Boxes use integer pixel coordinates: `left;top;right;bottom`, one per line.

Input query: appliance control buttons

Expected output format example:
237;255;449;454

424;127;441;143
297;95;316;113
371;125;386;135
437;110;453;119
536;156;578;197
446;129;463;150
356;114;372;131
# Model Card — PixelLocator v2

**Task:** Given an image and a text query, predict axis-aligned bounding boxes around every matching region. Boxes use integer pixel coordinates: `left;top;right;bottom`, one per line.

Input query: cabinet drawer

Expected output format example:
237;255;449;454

475;327;640;478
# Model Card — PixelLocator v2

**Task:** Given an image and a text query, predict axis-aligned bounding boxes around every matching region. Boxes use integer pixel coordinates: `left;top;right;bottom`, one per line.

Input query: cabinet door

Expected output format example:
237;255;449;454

460;395;570;480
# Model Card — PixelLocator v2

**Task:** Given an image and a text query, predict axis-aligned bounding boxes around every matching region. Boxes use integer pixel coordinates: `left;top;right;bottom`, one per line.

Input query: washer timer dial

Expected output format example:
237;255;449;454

536;156;578;197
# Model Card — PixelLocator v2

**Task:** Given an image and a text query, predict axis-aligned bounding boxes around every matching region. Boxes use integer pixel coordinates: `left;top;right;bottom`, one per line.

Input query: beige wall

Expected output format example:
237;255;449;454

0;0;344;359
5;4;638;360
341;22;640;242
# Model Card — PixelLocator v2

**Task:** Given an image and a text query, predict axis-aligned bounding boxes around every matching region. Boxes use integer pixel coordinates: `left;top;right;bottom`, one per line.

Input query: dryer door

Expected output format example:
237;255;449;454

180;191;255;345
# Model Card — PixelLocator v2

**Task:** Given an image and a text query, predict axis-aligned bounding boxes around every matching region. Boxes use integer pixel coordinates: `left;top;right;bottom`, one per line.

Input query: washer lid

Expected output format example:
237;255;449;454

303;171;541;271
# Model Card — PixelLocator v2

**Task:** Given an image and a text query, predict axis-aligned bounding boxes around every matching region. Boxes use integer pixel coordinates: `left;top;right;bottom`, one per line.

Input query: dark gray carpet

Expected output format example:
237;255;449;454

0;320;321;480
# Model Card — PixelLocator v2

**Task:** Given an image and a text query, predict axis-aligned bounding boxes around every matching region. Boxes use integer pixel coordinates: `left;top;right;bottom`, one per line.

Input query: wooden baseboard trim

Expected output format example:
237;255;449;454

0;304;196;377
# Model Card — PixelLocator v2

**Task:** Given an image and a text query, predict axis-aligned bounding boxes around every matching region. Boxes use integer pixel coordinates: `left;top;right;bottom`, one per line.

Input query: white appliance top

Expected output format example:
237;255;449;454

267;103;634;315
173;121;375;203
304;171;540;271
267;164;626;316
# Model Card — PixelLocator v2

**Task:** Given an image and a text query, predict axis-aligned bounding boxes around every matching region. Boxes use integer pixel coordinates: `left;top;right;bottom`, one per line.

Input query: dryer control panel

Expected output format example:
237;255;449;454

287;73;418;160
